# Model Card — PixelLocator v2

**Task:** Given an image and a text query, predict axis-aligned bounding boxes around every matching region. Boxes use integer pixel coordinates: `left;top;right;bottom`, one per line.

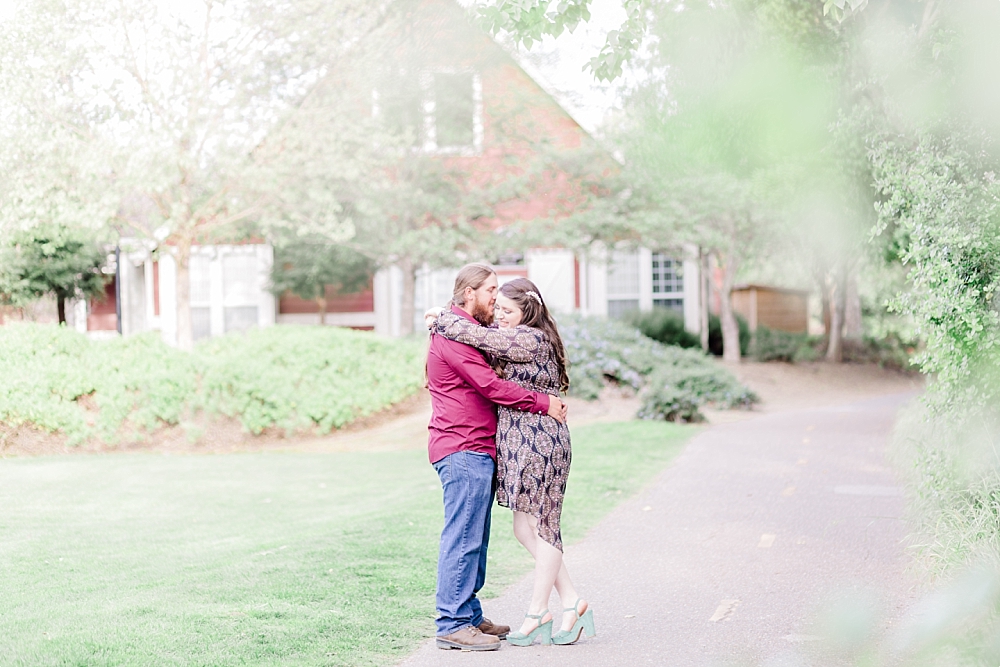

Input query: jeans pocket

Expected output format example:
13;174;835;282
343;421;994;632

434;458;451;486
466;452;495;483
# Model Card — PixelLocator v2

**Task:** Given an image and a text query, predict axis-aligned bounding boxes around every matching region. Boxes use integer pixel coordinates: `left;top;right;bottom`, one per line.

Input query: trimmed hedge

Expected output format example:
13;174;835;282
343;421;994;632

0;324;197;444
619;309;751;358
750;326;820;363
624;309;700;349
708;313;751;357
196;326;425;435
0;323;425;444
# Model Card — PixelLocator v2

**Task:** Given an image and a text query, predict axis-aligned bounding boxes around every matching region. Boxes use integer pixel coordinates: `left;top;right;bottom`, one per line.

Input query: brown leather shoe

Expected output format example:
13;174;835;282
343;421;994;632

478;618;510;639
436;626;501;651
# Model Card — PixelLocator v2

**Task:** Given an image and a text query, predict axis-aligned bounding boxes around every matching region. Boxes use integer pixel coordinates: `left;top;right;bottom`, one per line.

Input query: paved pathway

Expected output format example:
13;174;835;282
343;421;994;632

400;392;919;666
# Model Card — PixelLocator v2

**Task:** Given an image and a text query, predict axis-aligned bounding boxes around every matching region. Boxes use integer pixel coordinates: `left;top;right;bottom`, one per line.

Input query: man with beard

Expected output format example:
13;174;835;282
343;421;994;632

426;262;568;651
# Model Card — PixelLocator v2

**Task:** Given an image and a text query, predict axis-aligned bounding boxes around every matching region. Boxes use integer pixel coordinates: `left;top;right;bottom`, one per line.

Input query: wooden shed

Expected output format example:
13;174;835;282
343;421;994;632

731;284;809;333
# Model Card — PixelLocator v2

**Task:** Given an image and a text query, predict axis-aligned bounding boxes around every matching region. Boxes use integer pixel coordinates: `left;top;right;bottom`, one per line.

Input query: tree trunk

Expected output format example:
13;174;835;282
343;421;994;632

398;258;416;336
844;272;862;340
57;293;66;325
815;266;831;336
175;240;194;351
316;294;328;326
699;248;710;352
719;253;741;364
826;268;846;362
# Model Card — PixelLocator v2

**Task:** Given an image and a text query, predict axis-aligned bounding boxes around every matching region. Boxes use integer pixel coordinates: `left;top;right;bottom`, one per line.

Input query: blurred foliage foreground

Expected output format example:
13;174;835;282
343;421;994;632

0;324;426;445
777;398;1000;667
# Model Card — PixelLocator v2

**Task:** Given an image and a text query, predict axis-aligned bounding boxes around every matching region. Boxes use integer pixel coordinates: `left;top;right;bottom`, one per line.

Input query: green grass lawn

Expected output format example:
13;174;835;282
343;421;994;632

0;421;694;666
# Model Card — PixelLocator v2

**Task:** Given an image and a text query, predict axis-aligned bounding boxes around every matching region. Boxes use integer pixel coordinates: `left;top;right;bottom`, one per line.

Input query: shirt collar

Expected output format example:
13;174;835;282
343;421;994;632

451;303;478;323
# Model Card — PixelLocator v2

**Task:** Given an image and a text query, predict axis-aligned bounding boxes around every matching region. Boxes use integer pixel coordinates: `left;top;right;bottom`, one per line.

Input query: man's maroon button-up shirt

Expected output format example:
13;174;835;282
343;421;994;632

426;305;550;464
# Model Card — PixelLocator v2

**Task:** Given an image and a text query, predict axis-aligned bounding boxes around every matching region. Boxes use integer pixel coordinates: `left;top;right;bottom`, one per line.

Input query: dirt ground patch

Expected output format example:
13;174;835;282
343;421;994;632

0;362;922;458
703;360;924;423
563;361;923;427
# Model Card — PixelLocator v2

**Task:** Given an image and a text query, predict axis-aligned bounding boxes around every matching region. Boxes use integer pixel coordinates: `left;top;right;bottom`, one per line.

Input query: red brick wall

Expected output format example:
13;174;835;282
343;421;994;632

88;280;117;331
278;286;375;315
390;1;608;231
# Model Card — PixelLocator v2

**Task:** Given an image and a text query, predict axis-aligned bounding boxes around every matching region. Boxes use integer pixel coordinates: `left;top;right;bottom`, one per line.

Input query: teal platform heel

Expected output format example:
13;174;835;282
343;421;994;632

553;599;596;645
506;610;553;646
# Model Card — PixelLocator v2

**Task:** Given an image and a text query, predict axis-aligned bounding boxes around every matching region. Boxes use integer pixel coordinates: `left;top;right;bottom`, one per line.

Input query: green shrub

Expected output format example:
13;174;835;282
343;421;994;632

0;323;425;444
560;315;661;399
750;327;821;363
619;309;750;357
638;363;758;422
750;327;917;367
623;309;700;349
196;326;425;435
559;314;757;421
894;399;1000;575
842;334;916;371
707;313;751;357
0;323;196;444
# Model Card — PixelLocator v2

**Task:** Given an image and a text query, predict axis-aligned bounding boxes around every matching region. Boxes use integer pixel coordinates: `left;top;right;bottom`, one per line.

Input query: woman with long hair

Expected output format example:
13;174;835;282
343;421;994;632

429;277;595;647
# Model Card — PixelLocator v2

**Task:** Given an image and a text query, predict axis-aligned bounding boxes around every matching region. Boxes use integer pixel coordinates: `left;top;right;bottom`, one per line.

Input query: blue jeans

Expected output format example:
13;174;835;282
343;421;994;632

432;451;496;636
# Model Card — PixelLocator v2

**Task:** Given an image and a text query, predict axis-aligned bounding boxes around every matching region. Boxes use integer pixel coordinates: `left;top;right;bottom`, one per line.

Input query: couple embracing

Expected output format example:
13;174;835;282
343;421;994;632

425;262;596;651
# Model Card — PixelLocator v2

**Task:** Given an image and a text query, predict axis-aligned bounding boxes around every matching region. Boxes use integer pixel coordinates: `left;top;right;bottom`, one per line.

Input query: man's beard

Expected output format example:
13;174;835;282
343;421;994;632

471;298;494;326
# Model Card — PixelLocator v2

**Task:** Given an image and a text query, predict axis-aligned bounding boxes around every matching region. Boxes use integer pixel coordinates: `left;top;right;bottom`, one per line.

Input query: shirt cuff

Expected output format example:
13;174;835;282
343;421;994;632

537;393;550;414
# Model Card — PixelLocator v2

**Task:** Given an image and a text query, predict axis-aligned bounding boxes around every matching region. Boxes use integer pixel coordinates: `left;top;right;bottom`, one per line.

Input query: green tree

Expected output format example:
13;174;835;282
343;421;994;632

0;0;386;349
483;0;889;362
0;225;109;324
270;241;375;325
872;135;1000;405
586;1;835;361
352;154;482;336
343;3;548;336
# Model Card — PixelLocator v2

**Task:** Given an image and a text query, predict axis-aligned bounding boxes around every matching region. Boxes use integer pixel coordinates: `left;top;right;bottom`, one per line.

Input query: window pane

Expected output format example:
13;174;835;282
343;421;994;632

651;252;683;294
191;306;211;341
608;299;639;319
189;256;211;304
223;253;258;305
380;74;424;147
653;298;684;312
434;73;474;148
607;251;640;296
224;306;258;333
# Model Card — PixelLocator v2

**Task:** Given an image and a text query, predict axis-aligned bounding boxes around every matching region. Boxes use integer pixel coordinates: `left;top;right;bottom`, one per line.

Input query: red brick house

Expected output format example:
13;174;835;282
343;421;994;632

295;0;702;336
74;0;702;342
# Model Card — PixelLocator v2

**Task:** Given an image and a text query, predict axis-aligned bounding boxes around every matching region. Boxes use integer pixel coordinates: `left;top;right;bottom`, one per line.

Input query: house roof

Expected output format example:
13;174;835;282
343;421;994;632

399;0;612;155
733;283;811;296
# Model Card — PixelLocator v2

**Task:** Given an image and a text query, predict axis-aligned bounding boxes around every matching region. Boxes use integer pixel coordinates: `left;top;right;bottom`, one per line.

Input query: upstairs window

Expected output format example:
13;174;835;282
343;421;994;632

375;70;482;154
380;75;426;148
434;72;475;149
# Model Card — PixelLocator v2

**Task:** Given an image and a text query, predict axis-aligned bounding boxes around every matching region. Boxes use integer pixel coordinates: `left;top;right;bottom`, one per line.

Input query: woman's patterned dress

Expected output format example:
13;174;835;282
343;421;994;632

434;312;571;551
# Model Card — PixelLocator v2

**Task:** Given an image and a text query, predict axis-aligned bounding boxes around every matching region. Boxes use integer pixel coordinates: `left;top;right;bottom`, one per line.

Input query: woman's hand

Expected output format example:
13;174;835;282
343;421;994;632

424;307;444;330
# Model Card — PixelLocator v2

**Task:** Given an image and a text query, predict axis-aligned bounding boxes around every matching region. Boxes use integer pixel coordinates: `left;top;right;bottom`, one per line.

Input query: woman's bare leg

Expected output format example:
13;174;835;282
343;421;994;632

512;511;537;555
512;512;583;633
